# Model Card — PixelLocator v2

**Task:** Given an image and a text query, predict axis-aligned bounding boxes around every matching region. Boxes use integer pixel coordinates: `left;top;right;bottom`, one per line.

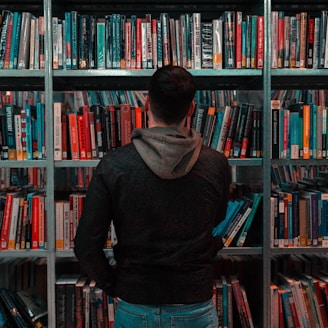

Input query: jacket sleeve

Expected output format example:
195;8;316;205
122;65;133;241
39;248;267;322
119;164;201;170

74;163;116;296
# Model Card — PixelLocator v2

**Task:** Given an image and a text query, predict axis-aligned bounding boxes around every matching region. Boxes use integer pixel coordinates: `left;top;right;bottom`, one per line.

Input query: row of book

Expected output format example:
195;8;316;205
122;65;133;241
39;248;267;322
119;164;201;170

54;273;254;328
271;99;328;160
213;275;254;328
0;190;46;251
55;275;115;328
271;165;328;248
0;101;46;161
271;10;328;69
0;9;265;70
271;272;328;328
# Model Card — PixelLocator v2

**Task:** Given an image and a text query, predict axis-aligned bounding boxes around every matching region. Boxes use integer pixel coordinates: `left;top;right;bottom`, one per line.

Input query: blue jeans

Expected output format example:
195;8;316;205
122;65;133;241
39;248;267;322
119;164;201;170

114;299;218;328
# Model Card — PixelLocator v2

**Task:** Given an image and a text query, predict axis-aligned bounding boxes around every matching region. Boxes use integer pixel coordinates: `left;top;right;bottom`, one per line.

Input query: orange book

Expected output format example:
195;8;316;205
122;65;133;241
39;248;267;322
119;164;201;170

134;106;143;129
303;104;310;159
0;193;15;250
68;113;80;160
120;104;132;146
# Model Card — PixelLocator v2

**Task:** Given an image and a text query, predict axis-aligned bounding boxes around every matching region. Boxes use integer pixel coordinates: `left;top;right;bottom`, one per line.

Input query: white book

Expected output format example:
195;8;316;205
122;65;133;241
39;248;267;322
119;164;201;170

212;18;223;69
192;13;201;69
55;201;64;250
216;105;232;153
53;102;62;161
7;196;21;250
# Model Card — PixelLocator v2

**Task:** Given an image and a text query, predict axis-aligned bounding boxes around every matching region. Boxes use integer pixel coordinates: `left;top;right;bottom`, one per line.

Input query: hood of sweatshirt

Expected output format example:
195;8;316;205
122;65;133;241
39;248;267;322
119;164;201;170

131;126;203;180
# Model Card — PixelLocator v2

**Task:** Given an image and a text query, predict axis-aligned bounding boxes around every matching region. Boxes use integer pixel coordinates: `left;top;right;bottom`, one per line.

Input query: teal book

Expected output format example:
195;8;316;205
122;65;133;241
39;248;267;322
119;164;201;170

289;111;299;159
96;18;106;69
236;193;263;247
250;15;258;68
65;11;72;69
210;110;224;150
212;199;243;237
9;12;22;69
36;103;45;159
71;11;78;69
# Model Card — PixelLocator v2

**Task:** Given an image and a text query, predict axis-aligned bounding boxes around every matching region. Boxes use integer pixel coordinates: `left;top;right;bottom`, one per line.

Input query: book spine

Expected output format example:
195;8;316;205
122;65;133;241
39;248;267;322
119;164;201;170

277;11;285;68
54;103;62;160
97;18;106;69
119;104;132;146
224;11;235;68
38;16;45;69
71;11;78;69
31;195;40;250
235;11;242;69
68;113;80;160
257;16;264;68
192;13;201;69
212;18;223;69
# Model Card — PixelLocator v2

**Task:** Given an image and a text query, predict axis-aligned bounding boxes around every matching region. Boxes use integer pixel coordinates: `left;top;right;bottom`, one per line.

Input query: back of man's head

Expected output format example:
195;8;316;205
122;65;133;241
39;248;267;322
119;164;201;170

148;65;196;125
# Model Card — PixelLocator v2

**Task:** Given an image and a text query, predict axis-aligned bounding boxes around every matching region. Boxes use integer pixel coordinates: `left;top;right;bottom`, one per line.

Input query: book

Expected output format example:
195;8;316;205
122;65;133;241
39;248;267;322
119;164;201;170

54;102;63;160
230;276;250;328
224;11;235;68
68;113;80;160
7;195;21;250
223;103;240;158
0;192;16;250
17;12;32;69
236;193;263;247
16;288;48;326
223;197;253;247
119;103;132;146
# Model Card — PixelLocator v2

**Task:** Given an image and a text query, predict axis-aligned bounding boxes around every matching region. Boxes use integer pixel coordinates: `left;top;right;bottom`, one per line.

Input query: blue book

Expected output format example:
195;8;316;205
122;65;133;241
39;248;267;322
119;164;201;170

210;110;224;150
71;11;78;69
25;101;33;160
65;12;72;69
213;199;243;237
36;103;45;159
4;104;16;160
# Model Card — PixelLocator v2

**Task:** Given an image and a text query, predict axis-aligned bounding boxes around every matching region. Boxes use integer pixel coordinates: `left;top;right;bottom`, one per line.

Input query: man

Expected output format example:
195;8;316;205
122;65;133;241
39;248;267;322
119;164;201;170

74;65;231;327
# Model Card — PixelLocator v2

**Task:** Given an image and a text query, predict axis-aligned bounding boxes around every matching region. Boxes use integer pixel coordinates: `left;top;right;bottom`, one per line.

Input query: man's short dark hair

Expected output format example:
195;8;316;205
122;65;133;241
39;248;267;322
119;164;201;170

148;65;197;125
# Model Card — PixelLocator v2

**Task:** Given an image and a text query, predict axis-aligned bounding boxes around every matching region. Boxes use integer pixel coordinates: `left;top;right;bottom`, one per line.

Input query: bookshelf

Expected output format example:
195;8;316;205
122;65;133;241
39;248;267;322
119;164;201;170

0;0;328;327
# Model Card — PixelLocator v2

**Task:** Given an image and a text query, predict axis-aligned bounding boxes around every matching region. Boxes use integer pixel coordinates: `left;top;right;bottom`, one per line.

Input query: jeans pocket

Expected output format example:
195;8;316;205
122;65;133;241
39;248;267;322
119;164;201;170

114;302;148;328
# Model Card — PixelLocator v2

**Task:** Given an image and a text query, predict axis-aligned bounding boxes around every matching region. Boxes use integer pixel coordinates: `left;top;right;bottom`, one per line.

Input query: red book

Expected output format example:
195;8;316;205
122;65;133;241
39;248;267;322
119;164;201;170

3;12;13;69
240;104;254;158
307;17;315;68
68;113;80;160
223;104;240;158
235;11;242;68
136;17;142;69
77;114;87;160
120;104;132;146
82;105;92;159
257;16;264;69
0;193;14;250
31;194;40;250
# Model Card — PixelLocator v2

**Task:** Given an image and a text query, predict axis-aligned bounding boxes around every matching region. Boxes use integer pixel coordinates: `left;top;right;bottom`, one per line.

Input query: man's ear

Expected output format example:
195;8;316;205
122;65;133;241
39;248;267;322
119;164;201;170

187;100;195;117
